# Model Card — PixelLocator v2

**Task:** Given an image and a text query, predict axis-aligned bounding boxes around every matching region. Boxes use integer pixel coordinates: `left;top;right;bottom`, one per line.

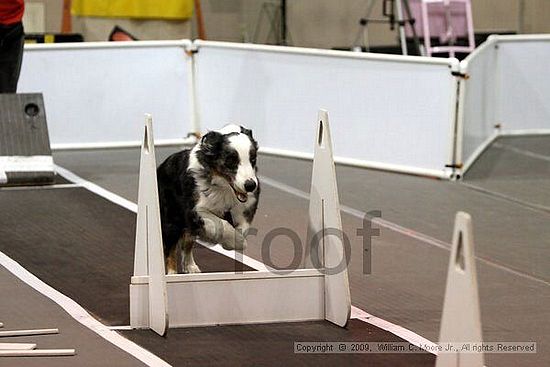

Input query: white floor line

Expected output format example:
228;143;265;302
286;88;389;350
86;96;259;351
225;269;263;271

259;175;550;288
196;239;275;272
493;142;550;163
0;251;171;367
460;180;550;215
52;164;438;354
54;165;138;212
350;306;438;354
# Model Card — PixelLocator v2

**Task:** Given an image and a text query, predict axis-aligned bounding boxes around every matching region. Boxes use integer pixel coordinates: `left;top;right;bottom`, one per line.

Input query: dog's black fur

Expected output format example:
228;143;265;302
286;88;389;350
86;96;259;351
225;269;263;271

157;149;203;255
157;125;259;273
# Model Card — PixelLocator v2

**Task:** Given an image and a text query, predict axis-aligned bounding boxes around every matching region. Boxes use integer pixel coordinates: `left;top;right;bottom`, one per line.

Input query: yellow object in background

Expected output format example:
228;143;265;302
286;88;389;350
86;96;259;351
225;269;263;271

71;0;193;20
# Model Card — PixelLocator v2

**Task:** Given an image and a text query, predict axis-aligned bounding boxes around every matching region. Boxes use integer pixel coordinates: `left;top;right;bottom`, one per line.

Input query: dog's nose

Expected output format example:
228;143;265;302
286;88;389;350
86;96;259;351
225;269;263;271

244;179;257;192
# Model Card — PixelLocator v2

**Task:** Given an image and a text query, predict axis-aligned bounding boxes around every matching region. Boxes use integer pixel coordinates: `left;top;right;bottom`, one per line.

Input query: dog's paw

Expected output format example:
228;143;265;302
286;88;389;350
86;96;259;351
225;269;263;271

221;233;247;251
166;268;178;275
235;237;248;251
183;263;202;274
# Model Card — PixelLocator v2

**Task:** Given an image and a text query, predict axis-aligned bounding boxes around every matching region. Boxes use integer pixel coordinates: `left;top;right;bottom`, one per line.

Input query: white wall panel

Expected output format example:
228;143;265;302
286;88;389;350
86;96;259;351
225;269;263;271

194;41;458;178
459;35;550;174
459;39;499;170
496;37;550;133
19;41;192;148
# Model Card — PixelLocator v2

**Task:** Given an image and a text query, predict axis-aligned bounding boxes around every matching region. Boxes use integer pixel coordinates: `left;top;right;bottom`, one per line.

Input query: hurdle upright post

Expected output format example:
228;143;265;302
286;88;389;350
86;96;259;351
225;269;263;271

307;109;351;327
133;114;168;336
436;212;484;367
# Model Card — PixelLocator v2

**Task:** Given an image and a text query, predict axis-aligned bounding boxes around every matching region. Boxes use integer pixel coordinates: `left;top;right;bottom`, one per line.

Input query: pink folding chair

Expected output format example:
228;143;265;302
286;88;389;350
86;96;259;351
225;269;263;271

406;0;475;57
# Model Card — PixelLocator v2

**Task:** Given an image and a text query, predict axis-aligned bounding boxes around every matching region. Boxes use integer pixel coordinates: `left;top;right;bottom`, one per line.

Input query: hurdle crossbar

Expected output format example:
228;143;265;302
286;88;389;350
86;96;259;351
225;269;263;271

0;349;76;357
0;328;59;338
130;110;351;333
0;343;37;350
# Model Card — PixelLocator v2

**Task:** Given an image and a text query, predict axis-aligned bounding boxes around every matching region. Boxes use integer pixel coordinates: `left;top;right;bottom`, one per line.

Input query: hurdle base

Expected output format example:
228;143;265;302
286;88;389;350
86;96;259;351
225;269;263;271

130;269;326;328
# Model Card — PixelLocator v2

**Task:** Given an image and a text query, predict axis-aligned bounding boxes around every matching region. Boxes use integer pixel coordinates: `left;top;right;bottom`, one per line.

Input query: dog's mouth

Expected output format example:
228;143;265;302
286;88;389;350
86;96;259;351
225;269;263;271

230;184;248;203
213;171;249;203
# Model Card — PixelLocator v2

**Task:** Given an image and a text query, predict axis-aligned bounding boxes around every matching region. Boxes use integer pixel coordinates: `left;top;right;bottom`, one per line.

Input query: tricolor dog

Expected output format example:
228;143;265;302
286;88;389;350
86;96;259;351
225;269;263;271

157;124;260;274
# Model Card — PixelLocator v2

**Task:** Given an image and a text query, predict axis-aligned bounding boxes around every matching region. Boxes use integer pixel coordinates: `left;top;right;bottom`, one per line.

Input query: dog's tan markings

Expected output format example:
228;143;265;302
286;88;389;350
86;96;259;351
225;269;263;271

166;245;178;274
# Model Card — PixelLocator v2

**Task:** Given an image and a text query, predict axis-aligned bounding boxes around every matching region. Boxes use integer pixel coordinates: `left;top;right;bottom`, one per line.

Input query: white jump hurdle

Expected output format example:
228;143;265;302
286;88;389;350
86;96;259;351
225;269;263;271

436;212;484;367
130;110;351;334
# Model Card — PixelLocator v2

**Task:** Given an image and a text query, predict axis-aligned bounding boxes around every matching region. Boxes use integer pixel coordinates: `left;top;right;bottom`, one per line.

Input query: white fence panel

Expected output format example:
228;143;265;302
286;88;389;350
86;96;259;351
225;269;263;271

459;35;550;174
496;36;550;133
18;41;192;148
194;41;458;178
459;38;499;171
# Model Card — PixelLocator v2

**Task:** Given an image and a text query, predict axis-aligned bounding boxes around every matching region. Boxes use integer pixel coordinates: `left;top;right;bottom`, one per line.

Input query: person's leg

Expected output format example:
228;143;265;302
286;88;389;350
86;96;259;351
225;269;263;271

0;22;24;93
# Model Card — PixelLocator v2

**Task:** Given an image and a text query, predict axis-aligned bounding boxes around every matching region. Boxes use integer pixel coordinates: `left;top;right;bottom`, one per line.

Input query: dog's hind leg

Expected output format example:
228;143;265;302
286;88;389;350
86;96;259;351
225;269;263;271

182;233;201;273
166;244;179;274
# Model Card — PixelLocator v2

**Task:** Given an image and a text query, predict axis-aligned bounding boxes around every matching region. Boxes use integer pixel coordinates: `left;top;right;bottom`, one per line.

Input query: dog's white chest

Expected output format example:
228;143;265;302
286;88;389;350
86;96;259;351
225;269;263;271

196;184;236;216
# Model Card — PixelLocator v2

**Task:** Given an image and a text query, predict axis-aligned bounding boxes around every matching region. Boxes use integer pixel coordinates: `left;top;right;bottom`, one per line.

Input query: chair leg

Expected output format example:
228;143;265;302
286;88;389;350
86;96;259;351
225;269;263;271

464;0;475;51
421;1;432;56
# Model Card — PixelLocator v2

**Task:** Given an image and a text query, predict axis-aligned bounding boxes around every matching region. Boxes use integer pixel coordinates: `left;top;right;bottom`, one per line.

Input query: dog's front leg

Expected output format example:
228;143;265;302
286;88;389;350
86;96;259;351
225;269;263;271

181;233;201;274
197;209;247;250
231;212;250;237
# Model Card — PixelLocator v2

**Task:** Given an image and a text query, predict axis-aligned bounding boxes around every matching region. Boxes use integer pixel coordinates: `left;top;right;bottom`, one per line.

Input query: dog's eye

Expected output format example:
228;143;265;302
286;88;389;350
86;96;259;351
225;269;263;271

250;156;257;166
225;152;239;167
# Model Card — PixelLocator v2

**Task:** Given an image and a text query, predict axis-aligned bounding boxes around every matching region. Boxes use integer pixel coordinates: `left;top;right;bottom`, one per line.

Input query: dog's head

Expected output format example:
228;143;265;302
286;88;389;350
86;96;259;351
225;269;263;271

196;124;259;203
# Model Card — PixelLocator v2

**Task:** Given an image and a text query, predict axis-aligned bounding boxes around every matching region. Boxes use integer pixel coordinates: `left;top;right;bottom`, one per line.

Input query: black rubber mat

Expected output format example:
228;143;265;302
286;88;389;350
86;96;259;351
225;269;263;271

0;187;251;326
121;319;435;366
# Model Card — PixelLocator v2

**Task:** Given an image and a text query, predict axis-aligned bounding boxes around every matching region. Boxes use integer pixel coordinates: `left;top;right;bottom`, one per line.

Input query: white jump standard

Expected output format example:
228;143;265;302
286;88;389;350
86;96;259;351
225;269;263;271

130;110;351;334
436;212;484;367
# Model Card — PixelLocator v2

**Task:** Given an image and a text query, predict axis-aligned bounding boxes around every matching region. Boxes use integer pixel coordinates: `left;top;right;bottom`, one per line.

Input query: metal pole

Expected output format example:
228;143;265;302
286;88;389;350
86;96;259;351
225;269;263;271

281;0;287;45
194;0;207;40
518;0;525;34
402;0;425;56
394;0;408;55
61;0;72;33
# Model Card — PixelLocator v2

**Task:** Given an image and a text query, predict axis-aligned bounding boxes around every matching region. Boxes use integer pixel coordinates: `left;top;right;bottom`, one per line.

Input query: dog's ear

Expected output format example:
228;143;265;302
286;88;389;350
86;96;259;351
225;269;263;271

240;126;253;139
200;131;224;157
240;126;259;149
